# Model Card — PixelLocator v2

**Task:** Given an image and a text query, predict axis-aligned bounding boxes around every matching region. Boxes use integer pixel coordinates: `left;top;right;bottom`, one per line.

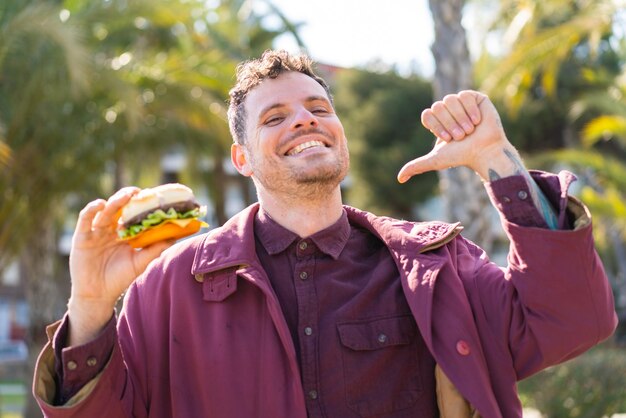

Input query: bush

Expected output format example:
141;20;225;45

519;346;626;417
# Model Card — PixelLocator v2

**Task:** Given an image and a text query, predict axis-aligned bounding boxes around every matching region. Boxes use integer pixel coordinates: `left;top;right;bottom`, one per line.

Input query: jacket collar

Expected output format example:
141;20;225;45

342;206;462;255
191;203;261;276
191;203;462;276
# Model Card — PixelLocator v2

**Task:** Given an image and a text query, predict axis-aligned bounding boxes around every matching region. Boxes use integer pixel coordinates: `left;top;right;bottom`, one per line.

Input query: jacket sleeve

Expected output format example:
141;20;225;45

32;283;149;418
48;313;115;404
33;321;130;417
466;170;617;380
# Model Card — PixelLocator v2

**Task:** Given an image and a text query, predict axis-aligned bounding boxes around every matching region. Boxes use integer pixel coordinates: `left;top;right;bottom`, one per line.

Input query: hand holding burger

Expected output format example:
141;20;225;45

117;183;208;249
67;183;207;346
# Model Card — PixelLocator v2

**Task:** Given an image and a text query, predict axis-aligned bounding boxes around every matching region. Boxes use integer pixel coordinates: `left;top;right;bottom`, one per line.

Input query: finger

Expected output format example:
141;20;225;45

75;199;107;234
92;187;140;229
458;90;484;125
423;101;466;141
397;146;447;183
421;107;452;142
131;240;175;277
443;94;475;135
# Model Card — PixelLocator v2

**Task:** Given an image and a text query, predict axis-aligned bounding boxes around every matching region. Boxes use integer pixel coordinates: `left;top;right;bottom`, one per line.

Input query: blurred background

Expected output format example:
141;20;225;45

1;0;625;416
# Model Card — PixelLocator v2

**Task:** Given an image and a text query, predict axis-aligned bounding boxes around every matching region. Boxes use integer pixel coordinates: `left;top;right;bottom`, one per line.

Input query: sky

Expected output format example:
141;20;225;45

257;0;436;76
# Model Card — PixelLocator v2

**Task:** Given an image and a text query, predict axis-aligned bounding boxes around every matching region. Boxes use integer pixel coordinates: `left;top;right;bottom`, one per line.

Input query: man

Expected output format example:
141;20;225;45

34;50;616;417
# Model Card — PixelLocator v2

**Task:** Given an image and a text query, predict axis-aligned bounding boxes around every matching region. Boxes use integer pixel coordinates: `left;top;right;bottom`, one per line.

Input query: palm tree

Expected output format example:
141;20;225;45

428;0;501;253
475;0;626;338
0;1;91;269
480;0;621;113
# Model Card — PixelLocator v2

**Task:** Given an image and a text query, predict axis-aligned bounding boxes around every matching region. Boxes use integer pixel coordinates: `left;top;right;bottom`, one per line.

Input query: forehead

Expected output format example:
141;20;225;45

245;71;329;117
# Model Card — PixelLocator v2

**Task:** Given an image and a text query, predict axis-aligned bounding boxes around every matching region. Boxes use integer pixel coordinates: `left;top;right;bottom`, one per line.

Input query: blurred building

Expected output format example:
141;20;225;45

0;262;29;369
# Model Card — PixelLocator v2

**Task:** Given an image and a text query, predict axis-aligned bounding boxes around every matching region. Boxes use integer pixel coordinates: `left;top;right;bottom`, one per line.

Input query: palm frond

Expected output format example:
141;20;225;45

261;0;307;52
580;185;626;221
570;88;626;121
581;115;626;147
0;3;91;95
481;2;615;112
533;148;626;190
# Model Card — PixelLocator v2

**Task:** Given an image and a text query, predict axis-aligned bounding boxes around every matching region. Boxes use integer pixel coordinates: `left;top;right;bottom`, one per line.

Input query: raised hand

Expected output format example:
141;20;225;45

397;90;519;183
67;187;173;346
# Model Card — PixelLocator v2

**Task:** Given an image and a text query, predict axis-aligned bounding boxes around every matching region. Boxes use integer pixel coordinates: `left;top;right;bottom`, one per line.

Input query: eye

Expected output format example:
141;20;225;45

264;115;284;126
311;107;330;115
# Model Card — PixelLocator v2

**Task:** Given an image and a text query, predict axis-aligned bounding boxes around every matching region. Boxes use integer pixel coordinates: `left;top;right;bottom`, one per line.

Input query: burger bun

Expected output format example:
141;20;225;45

121;183;195;223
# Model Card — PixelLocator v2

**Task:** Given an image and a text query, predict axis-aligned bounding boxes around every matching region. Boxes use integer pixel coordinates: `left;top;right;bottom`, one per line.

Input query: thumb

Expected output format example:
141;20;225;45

132;240;173;277
397;147;447;183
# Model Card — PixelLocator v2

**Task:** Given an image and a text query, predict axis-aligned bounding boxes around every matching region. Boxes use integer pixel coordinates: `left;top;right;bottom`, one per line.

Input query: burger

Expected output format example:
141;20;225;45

117;183;207;249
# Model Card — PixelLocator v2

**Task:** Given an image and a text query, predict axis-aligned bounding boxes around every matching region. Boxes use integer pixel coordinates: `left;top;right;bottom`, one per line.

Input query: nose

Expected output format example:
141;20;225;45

291;107;318;130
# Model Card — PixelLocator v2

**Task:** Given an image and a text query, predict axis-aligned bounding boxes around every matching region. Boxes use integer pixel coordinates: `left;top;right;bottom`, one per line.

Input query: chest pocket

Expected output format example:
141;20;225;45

337;315;424;417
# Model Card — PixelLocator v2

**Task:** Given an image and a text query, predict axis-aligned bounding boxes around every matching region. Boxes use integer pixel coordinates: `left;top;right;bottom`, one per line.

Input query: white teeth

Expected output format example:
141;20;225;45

287;141;325;156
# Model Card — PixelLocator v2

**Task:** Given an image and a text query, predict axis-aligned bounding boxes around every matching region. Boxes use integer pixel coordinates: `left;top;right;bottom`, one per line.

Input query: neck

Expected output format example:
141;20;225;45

257;185;344;237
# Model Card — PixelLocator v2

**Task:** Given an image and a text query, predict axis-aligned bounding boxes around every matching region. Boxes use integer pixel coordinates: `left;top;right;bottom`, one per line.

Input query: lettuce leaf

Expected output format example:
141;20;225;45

118;206;206;239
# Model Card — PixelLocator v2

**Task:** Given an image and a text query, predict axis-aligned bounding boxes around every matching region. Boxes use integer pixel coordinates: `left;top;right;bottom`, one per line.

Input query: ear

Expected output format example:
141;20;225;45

231;143;253;177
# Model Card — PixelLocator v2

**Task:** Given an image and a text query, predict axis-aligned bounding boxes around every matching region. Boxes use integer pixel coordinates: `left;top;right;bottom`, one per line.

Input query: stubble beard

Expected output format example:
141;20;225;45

252;148;349;201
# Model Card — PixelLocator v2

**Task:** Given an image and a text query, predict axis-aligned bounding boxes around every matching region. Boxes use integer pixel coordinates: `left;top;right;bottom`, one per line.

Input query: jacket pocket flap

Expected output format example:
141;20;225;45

202;268;237;302
337;315;416;351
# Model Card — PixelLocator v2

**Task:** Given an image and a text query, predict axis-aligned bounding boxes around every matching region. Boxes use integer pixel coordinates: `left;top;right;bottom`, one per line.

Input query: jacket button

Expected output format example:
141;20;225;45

456;340;471;356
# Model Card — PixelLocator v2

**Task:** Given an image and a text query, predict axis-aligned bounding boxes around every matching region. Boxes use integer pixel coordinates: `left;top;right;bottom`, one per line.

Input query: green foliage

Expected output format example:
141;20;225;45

519;347;626;417
0;2;91;94
533;149;626;192
531;146;626;259
582;115;626;147
476;1;623;154
0;1;95;267
333;68;438;219
475;0;626;340
497;98;570;152
0;0;302;271
574;65;626;150
480;0;620;114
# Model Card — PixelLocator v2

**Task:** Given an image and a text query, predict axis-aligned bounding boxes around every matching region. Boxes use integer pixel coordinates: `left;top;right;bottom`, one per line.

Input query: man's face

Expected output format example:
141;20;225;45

233;71;349;197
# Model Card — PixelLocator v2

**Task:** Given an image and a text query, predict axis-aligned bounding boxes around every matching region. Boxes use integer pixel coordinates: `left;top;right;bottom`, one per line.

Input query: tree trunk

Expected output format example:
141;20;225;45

428;0;498;252
20;222;70;418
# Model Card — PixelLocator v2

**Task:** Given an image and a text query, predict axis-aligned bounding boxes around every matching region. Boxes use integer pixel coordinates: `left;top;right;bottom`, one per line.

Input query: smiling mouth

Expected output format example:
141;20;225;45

286;140;326;156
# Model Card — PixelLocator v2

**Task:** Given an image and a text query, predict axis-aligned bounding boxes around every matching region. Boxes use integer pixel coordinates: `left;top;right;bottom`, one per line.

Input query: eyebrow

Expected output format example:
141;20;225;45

257;95;331;119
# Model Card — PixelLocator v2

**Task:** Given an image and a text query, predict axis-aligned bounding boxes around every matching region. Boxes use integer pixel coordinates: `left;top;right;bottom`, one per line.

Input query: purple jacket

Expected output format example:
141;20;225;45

34;172;617;417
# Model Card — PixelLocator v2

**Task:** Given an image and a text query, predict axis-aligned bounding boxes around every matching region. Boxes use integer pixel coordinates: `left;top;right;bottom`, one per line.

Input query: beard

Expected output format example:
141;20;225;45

249;143;350;200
